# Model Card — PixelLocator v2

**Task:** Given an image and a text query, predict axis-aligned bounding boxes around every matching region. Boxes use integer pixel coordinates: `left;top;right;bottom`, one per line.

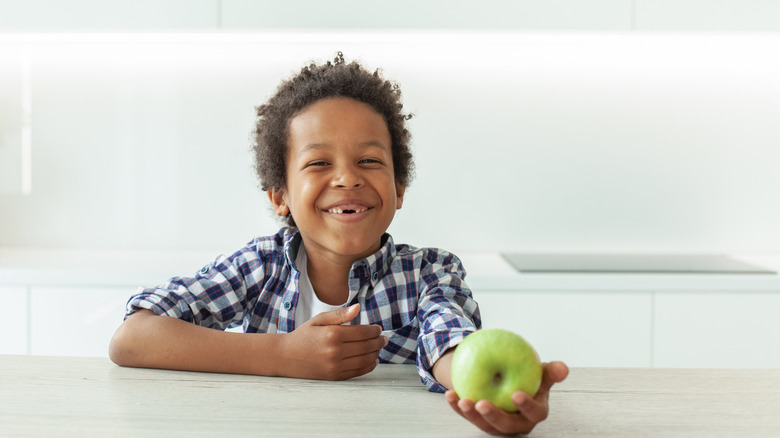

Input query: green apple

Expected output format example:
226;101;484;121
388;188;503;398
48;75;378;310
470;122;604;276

451;328;543;412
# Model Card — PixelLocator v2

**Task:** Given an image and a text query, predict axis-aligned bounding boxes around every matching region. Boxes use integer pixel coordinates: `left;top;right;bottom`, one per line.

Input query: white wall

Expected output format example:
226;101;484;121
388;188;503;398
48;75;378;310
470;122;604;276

1;0;780;254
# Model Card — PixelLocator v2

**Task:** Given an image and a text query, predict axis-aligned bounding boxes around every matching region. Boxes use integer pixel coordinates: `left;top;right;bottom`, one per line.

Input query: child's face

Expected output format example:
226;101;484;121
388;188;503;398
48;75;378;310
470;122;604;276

269;97;405;263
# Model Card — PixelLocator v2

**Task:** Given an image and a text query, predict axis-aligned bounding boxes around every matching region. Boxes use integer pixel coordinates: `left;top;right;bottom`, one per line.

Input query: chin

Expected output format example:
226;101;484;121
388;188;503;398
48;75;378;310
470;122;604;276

333;238;381;258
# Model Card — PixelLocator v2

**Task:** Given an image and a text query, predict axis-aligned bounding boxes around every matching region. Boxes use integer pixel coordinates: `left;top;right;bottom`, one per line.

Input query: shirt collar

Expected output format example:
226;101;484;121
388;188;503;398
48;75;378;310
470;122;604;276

282;228;303;271
282;228;396;284
352;233;396;286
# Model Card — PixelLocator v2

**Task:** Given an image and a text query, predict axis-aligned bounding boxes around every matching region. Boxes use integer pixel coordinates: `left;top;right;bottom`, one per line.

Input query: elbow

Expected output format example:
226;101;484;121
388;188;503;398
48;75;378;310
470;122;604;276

109;311;150;367
108;323;133;367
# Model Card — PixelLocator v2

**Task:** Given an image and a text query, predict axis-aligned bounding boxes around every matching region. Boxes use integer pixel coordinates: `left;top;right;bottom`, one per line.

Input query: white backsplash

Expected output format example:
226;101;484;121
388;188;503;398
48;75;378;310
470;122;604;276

1;32;780;253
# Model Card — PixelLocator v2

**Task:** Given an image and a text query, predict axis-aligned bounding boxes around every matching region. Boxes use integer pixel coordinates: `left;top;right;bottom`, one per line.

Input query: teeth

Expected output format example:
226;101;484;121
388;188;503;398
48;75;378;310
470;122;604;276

326;207;368;214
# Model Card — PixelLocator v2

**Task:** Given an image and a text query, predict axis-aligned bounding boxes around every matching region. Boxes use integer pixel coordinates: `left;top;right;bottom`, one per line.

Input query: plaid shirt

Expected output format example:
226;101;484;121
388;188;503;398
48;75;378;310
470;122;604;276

125;227;481;392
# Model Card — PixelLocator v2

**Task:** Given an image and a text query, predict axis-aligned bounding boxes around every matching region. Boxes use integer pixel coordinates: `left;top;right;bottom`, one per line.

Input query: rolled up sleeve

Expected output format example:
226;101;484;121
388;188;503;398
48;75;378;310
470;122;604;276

415;251;482;392
125;253;252;331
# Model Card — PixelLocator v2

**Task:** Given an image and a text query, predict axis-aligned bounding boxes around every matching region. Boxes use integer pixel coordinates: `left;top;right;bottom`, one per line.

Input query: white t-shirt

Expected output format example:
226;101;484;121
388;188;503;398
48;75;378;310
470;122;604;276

294;242;359;328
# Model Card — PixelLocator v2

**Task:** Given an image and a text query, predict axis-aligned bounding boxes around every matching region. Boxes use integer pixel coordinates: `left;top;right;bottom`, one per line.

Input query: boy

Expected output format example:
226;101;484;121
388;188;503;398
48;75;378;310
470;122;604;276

109;53;567;435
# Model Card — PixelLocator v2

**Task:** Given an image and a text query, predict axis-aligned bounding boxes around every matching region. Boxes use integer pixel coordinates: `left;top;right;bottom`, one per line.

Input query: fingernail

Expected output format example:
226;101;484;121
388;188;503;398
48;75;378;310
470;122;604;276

383;336;389;346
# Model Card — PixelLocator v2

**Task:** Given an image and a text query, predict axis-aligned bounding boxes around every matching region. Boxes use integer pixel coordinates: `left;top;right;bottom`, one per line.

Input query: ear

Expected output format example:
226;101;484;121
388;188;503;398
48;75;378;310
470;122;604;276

395;183;406;210
267;188;290;217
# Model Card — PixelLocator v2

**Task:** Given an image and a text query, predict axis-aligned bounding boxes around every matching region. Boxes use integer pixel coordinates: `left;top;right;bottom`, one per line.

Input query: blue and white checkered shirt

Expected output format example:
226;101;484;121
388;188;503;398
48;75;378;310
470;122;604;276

125;227;481;392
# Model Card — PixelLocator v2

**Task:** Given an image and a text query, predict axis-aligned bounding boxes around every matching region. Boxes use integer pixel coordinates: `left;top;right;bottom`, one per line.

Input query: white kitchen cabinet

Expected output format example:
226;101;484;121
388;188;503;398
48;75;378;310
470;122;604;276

29;286;134;357
0;286;28;354
0;0;218;29
635;0;780;31
220;0;631;30
654;291;780;368
473;290;653;367
2;249;779;368
0;53;24;196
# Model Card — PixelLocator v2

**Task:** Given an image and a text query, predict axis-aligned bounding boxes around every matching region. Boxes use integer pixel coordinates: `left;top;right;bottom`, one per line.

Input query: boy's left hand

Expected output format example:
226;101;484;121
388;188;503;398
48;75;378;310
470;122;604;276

444;361;569;436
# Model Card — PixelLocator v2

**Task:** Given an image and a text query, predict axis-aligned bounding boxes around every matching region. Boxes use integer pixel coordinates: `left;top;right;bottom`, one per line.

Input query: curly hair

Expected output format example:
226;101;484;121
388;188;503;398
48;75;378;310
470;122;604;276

253;52;414;227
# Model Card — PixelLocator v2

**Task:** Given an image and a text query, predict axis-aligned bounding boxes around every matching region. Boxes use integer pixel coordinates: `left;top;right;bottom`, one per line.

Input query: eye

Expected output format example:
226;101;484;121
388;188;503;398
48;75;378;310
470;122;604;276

359;158;382;165
305;161;329;168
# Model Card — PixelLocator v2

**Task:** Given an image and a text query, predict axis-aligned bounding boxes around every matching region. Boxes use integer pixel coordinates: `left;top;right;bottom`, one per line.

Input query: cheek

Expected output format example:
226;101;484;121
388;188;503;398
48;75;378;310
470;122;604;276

288;178;322;212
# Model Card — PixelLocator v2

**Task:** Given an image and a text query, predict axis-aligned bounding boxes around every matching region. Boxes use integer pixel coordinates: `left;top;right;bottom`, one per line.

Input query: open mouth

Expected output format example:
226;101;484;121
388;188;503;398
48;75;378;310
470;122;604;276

325;207;369;215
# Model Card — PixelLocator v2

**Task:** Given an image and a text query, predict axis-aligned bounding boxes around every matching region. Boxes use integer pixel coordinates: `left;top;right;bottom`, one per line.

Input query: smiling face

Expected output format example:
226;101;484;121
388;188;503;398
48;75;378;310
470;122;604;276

268;97;405;264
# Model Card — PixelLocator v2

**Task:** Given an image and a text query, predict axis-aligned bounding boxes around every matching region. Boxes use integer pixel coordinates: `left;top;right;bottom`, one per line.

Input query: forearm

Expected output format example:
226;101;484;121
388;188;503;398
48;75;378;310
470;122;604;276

109;309;283;376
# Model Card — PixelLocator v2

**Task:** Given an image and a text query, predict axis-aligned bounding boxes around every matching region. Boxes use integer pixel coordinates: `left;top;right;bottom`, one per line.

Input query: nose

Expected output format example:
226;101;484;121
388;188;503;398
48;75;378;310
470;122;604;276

331;165;363;189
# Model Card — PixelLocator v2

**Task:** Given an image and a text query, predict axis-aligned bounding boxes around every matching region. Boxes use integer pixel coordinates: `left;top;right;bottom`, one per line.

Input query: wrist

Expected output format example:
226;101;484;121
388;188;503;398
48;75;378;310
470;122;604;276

432;349;456;390
247;332;285;377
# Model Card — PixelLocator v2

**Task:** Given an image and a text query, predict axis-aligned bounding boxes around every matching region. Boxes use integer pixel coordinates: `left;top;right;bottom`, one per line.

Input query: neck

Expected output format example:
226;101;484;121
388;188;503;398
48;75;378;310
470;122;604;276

306;255;351;305
298;235;383;306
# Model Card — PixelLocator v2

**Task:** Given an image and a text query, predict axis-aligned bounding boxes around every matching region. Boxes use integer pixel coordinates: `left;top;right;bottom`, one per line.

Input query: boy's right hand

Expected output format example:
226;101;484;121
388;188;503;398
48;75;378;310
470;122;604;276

278;303;387;381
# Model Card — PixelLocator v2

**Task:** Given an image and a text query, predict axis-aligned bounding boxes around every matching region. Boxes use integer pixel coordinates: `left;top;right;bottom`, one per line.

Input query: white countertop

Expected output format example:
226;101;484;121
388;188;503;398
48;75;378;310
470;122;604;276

0;247;218;287
2;247;780;291
458;252;780;291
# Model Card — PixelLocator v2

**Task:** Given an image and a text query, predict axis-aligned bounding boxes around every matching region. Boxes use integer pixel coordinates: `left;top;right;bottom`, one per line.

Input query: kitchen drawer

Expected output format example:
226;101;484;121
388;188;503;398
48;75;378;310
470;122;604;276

30;286;134;357
473;290;653;367
654;291;780;367
0;286;28;354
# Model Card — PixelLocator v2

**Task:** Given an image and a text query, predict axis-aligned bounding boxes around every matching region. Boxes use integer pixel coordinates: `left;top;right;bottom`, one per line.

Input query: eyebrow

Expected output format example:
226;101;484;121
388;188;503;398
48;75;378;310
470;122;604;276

300;140;390;153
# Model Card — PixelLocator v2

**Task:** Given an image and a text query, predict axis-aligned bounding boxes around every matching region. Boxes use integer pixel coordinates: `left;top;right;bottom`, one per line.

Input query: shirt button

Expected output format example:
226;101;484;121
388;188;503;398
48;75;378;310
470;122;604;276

283;302;292;310
371;271;379;282
199;266;210;275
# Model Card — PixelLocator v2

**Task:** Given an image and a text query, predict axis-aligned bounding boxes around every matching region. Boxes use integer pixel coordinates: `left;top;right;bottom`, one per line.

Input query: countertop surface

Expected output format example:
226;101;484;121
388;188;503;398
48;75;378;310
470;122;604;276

2;355;780;437
1;247;780;291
